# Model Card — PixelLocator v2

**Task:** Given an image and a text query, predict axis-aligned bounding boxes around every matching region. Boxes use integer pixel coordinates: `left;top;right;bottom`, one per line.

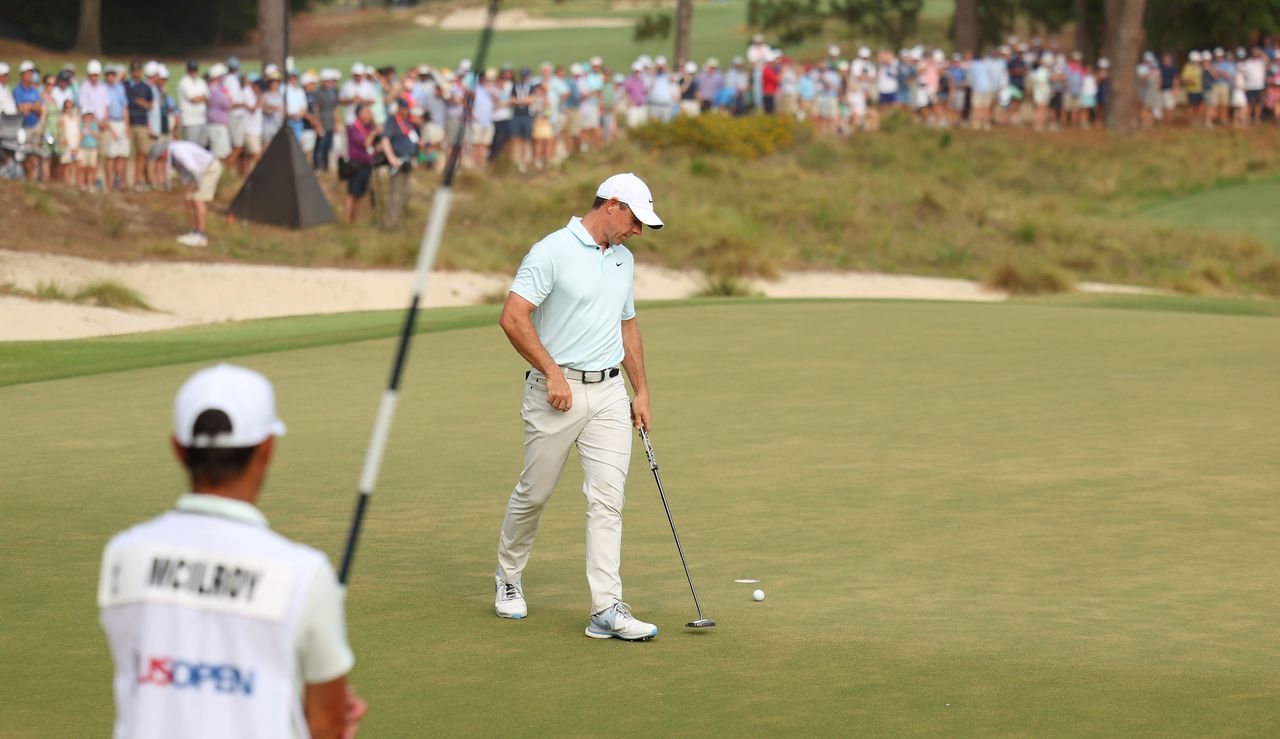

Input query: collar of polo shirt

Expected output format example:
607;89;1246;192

176;492;269;527
568;216;615;251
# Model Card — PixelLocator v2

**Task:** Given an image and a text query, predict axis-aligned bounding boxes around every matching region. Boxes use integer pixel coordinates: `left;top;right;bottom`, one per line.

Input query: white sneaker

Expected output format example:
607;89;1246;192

175;232;197;246
187;233;208;248
585;602;658;641
495;575;527;619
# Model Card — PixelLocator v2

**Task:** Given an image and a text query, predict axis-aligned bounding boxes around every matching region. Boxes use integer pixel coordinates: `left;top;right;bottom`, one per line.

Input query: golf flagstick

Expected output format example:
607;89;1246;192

339;0;503;586
640;427;715;628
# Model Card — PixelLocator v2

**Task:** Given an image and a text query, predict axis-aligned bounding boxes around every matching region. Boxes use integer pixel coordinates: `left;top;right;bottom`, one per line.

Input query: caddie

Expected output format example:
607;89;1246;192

494;172;663;640
98;364;367;738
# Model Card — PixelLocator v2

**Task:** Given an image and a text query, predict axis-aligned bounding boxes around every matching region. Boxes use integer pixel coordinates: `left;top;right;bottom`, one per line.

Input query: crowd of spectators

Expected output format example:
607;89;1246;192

1;35;1278;242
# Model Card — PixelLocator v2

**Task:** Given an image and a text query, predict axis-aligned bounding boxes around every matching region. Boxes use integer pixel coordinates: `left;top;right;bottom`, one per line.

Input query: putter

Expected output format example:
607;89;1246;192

639;427;715;628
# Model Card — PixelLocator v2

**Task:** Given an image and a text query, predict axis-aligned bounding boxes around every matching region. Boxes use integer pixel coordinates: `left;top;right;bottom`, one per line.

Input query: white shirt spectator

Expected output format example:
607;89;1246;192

284;83;307;117
178;73;210;127
224;74;246;122
243;84;262;137
1242;57;1267;91
79;79;110;121
878;62;899;94
340;78;368;124
0;81;15;115
168;139;216;178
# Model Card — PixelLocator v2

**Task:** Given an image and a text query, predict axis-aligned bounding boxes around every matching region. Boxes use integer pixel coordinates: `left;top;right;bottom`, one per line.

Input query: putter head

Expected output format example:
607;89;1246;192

686;618;716;628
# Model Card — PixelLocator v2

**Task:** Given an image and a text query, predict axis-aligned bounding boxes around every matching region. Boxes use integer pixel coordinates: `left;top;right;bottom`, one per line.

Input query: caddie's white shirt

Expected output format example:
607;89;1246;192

510;216;636;371
99;493;354;739
178;75;209;126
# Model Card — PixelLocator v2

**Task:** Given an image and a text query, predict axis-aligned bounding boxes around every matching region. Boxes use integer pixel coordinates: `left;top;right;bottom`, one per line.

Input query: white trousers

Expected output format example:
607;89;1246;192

497;370;632;614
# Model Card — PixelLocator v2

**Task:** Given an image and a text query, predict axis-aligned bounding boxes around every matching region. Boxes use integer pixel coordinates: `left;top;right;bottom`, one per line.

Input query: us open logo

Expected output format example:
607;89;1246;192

135;654;256;696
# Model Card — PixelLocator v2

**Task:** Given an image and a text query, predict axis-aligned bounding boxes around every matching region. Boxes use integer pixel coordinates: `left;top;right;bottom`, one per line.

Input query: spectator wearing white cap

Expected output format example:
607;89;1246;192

205;63;233;163
1182;50;1205;125
240;71;264;174
647;56;677;123
313;70;341;171
178;60;209;146
0;63;17;116
340;63;366;126
127;61;156;190
102;65;131;189
14;61;43;178
145;63;171;187
284;68;309;142
224;57;246;164
261;67;284;143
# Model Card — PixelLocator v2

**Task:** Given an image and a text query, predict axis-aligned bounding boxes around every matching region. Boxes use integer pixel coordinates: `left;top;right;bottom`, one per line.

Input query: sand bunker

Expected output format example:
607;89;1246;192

419;8;633;31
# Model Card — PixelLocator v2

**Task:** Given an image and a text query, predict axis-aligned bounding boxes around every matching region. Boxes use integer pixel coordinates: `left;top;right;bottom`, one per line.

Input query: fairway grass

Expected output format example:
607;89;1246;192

3;300;1279;735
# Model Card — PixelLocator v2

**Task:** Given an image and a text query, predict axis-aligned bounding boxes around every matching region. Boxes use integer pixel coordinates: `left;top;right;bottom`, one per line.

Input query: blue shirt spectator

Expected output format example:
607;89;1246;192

14;81;41;128
126;79;152;127
107;81;127;121
970;58;996;94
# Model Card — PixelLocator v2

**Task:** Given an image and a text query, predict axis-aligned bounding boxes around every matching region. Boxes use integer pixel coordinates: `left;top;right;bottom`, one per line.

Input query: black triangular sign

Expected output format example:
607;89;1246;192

228;127;335;229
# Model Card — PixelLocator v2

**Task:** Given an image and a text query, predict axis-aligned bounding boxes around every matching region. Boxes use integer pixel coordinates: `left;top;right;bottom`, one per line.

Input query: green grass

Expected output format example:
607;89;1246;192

2;299;1279;735
1134;176;1280;254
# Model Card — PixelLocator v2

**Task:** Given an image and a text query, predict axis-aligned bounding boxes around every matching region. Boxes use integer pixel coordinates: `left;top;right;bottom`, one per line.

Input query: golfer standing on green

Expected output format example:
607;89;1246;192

495;172;664;640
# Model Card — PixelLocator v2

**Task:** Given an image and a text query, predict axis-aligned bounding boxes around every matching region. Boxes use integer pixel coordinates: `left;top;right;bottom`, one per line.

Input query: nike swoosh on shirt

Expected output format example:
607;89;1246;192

616;262;624;266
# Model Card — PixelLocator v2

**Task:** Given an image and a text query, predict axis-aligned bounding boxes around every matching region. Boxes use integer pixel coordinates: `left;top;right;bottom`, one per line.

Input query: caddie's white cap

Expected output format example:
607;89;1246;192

87;59;102;75
596;172;663;229
173;364;287;449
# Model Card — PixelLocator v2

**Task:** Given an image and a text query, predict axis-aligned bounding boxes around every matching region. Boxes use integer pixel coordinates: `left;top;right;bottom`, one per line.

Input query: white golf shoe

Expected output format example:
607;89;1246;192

585;602;658;641
494;575;527;619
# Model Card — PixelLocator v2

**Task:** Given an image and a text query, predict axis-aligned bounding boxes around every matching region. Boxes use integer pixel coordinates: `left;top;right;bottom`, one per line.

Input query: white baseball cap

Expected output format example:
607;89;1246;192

351;61;365;75
0;63;8;75
208;63;228;78
87;59;102;75
143;60;160;77
596;173;663;229
159;65;171;79
19;60;35;73
173;364;287;449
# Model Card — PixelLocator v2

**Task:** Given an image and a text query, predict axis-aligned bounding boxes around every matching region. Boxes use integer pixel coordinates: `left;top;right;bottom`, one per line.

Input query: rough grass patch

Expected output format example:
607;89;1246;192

632;114;802;159
695;273;760;298
985;258;1076;295
73;280;152;310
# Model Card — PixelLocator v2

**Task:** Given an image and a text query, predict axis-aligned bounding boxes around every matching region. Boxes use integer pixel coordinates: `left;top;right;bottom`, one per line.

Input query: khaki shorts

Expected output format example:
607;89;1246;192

228;116;246;148
244;133;262;156
468;123;495;146
1210;83;1230;107
971;91;995;110
532;117;553;141
129;125;152;154
80;148;99;168
423;123;445;145
104;121;131;158
563;108;582;137
187;159;223;202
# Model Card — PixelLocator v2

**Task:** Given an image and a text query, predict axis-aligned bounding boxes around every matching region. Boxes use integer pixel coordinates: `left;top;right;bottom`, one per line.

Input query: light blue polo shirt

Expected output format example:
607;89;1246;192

510;217;636;371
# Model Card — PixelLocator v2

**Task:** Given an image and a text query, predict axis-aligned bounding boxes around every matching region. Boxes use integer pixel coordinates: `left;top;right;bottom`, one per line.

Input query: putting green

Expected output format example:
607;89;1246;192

2;300;1278;735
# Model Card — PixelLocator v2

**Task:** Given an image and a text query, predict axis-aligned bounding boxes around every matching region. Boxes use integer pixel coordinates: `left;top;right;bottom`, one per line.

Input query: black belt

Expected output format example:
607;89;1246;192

526;367;620;384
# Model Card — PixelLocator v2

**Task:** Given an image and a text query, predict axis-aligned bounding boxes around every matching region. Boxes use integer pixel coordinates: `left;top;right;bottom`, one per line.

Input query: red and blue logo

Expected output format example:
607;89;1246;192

135;654;256;696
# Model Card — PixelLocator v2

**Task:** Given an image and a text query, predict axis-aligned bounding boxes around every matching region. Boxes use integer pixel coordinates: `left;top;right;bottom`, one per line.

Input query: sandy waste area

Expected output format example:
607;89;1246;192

418;8;633;31
0;248;1006;341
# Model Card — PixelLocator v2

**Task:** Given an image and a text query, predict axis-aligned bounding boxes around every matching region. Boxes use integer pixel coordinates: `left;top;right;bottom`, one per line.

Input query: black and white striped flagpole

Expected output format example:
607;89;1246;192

339;0;503;586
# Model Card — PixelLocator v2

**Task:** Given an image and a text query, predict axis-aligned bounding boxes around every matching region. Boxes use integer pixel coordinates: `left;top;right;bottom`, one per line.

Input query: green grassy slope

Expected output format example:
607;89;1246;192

2;300;1278;735
1134;176;1280;254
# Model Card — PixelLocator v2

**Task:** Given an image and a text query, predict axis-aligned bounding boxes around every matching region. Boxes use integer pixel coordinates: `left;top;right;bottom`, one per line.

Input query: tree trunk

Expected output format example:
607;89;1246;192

954;0;978;56
259;0;286;73
73;0;102;55
1073;0;1089;58
1104;0;1147;131
674;0;694;68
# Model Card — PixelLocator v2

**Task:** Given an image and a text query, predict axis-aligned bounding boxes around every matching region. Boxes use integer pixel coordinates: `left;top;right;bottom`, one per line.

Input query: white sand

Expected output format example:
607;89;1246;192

0;248;1006;341
419;8;632;31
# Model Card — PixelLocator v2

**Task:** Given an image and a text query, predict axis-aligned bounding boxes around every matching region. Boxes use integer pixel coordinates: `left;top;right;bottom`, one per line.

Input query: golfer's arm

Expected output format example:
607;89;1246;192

620;317;648;396
499;292;561;377
303;675;350;739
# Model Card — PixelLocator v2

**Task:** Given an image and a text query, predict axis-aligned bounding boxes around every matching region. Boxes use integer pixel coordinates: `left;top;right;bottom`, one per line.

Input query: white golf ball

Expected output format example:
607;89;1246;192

752;589;765;601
